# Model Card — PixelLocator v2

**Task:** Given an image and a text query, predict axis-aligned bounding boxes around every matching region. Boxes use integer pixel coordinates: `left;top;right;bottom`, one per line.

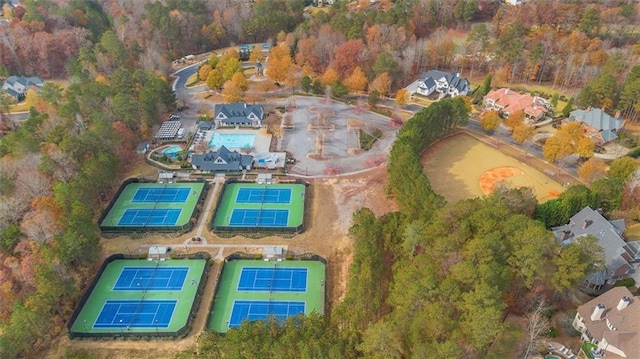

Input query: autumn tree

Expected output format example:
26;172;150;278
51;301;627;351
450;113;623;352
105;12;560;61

578;157;607;182
221;80;242;103
198;64;212;82
395;88;408;106
206;69;224;90
230;72;248;92
608;157;638;182
370;72;391;97
266;44;293;85
505;110;525;130
249;46;265;63
344;66;368;93
481;110;501;132
543;122;589;163
330;39;364;78
321;68;339;87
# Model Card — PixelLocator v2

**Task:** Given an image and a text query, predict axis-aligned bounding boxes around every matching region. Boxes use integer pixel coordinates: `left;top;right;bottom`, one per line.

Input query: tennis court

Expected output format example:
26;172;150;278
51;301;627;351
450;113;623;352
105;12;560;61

236;187;292;204
114;267;188;291
229;209;289;227
228;300;305;328
69;259;206;336
212;182;306;232
208;259;325;333
238;267;307;292
94;300;176;328
100;181;205;231
117;208;182;226
132;187;191;203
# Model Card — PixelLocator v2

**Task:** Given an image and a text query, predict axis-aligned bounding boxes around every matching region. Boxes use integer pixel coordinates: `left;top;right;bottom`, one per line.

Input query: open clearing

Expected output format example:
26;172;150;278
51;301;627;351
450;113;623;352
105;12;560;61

421;133;564;203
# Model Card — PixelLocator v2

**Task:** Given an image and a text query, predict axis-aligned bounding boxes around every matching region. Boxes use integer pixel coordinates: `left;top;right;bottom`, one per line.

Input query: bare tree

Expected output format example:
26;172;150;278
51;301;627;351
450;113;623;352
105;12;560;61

523;298;551;359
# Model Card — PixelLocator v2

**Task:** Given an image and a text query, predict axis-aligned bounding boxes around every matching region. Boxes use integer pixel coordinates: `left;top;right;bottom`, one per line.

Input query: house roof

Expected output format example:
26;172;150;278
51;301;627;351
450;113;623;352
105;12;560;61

484;88;546;118
191;145;253;172
197;121;213;130
418;70;470;93
568;108;624;132
552;206;637;285
214;103;263;125
576;287;640;359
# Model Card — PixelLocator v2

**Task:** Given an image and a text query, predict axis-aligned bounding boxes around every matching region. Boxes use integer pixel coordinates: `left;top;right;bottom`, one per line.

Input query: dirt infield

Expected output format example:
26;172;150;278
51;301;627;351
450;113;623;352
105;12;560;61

421;133;564;203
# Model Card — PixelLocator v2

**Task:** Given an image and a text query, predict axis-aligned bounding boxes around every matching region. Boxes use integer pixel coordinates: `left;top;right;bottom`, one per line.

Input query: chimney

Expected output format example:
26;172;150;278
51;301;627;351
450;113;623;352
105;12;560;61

591;303;606;321
583;219;591;229
617;296;631;311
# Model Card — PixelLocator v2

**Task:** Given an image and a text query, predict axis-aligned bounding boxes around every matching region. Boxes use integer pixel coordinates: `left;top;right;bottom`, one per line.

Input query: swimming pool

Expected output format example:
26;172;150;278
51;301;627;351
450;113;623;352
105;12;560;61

545;355;560;359
161;145;183;155
209;133;256;149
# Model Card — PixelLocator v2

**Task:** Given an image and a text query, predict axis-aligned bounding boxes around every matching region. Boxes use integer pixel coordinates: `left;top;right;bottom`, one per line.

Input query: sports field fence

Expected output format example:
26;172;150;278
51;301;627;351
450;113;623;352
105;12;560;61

99;178;208;233
67;252;212;339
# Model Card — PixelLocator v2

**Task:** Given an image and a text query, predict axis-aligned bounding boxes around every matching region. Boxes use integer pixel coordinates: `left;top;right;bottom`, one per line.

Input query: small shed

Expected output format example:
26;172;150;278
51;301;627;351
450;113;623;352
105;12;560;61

158;172;176;183
136;141;150;154
148;246;169;261
256;173;273;184
263;246;285;261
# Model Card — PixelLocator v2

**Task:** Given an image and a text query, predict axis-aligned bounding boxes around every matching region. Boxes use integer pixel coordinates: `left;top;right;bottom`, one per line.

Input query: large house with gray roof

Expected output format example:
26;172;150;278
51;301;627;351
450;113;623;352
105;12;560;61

565;108;625;146
552;206;640;290
414;70;470;98
191;146;253;173
2;75;44;101
214;103;263;127
573;286;640;359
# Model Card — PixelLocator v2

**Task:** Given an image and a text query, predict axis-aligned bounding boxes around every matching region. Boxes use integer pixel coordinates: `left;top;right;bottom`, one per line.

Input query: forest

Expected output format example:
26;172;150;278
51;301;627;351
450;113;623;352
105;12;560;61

0;0;640;358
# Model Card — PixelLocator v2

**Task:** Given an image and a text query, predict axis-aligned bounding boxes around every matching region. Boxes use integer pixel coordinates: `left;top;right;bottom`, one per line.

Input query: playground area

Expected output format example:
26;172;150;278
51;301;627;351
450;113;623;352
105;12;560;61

207;259;325;333
278;96;398;176
421;133;565;203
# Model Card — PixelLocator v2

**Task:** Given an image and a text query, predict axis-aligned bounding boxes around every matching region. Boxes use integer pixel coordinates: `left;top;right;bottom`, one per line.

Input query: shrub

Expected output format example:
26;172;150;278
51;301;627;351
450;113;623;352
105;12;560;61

254;253;263;260
138;253;148;259
546;327;559;338
285;253;294;260
626;146;640;158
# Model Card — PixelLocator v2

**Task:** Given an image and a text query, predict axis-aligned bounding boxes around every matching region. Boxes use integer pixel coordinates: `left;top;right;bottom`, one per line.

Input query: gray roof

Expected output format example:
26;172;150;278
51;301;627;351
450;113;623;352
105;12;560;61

552;206;638;285
568;108;624;132
419;70;470;93
214;103;263;125
197;121;213;130
2;75;44;99
191;146;253;172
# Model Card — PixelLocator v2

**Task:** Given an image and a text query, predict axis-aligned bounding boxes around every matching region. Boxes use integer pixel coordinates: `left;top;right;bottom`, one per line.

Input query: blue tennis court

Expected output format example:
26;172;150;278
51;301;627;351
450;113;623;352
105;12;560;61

229;209;289;227
228;300;305;328
94;300;176;328
114;267;189;291
236;188;292;204
132;187;191;203
238;267;307;292
117;208;182;226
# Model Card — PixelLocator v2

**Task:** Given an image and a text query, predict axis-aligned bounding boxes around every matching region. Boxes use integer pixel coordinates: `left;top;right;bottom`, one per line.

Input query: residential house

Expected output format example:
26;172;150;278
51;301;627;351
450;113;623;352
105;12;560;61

214;103;263;127
552;206;640;290
191;145;253;172
565;108;625;146
1;75;44;101
414;70;470;97
572;286;640;359
483;88;549;122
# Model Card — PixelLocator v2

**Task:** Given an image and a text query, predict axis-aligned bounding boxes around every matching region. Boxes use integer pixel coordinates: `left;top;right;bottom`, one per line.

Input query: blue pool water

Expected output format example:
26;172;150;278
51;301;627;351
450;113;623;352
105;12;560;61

209;133;255;149
161;145;183;155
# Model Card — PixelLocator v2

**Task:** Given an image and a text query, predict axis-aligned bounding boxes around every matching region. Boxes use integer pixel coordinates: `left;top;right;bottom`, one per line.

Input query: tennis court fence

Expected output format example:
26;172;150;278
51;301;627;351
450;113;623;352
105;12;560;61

99;178;208;233
210;179;308;234
67;252;212;339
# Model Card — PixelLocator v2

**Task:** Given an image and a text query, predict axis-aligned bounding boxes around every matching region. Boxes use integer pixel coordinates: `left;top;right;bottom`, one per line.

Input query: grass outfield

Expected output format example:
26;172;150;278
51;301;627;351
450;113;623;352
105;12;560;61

212;183;305;228
421;133;564;203
208;259;325;333
70;259;206;335
101;182;205;227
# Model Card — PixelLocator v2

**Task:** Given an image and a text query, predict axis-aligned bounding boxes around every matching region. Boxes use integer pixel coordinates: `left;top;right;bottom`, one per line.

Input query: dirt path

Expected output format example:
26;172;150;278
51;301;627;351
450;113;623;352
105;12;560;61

46;166;397;358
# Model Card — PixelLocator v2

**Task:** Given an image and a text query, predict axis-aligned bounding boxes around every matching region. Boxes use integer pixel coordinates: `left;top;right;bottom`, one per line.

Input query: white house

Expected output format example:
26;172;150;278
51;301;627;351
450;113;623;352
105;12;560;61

214;103;263;127
573;286;640;359
414;70;470;97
